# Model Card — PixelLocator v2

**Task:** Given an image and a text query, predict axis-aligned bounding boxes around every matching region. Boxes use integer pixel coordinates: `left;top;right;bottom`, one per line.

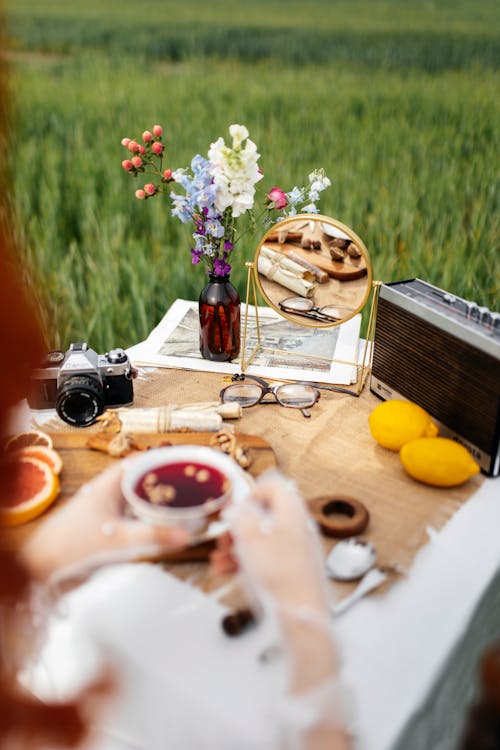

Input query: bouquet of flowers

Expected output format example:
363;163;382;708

121;123;331;277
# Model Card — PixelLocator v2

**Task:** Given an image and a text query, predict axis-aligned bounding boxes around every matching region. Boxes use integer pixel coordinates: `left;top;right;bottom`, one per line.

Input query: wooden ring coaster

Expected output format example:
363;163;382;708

309;495;370;538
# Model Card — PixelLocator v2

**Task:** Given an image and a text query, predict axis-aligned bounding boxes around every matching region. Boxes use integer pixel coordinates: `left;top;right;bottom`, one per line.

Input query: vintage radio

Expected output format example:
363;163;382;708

370;279;500;476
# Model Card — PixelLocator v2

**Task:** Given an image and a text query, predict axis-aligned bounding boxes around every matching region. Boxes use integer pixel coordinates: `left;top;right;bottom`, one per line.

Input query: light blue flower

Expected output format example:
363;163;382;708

170;191;192;223
191;154;209;174
286;186;304;206
194;185;219;212
205;218;225;238
193;233;206;250
301;203;319;214
172;169;191;190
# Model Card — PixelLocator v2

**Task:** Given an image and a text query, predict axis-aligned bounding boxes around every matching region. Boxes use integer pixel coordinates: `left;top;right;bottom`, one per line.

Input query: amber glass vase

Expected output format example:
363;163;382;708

199;274;241;361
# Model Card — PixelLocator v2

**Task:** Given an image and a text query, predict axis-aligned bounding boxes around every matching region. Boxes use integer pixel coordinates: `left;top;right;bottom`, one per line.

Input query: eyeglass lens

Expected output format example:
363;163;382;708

275;384;317;407
222;383;263;406
222;382;317;409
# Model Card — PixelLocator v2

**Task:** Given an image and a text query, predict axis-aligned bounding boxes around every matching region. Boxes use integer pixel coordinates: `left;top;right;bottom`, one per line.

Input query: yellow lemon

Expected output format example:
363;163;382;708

368;399;438;451
400;437;480;487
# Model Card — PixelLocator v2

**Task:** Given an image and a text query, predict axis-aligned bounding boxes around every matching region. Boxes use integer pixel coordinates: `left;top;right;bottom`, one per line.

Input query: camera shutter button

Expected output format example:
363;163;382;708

106;348;127;364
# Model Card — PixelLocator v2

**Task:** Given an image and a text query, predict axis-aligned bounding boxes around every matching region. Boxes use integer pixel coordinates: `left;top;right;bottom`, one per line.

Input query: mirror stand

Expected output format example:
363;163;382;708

240;262;381;396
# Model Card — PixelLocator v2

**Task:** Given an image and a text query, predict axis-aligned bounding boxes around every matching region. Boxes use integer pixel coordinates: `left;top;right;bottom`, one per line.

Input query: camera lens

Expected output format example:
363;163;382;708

56;375;104;427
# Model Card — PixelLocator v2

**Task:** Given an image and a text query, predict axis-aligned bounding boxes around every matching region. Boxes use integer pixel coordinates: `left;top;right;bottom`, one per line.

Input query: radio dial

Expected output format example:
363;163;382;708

478;307;491;326
466;301;479;321
491;312;500;331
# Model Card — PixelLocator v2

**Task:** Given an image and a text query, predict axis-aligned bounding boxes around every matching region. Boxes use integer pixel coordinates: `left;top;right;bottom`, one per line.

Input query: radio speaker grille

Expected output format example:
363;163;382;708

372;298;500;456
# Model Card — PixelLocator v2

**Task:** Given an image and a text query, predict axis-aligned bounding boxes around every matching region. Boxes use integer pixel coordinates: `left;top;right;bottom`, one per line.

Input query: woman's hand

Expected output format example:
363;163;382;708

227;471;351;749
226;470;330;616
21;461;189;585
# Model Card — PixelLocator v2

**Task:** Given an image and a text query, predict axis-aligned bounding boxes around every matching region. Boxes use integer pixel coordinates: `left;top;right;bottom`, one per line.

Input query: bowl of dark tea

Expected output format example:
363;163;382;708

122;446;250;532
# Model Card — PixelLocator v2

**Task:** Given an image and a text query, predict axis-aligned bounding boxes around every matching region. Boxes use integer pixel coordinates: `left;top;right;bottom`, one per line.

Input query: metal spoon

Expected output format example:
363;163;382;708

331;567;388;617
326;538;377;581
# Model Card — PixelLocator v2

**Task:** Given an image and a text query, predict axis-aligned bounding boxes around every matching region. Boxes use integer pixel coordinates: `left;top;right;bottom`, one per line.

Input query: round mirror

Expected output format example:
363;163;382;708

254;214;372;327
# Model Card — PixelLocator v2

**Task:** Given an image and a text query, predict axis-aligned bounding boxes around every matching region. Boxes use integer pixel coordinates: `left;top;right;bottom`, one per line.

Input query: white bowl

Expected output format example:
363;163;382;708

121;445;251;533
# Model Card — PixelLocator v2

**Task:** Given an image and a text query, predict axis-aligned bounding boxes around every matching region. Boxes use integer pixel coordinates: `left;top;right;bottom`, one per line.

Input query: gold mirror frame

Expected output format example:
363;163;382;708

253;214;373;328
240;214;381;395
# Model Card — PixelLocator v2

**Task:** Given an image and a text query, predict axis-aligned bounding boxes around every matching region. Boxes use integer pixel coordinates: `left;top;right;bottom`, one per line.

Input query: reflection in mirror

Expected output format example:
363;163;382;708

254;215;372;327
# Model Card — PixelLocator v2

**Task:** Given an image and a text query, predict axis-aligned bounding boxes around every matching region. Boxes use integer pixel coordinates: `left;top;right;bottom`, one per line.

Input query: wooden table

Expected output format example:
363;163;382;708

7;365;499;750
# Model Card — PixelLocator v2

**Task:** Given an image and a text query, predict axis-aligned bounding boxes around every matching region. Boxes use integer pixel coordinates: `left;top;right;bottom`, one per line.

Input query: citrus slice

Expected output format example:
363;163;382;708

0;456;60;526
4;430;53;452
16;446;63;475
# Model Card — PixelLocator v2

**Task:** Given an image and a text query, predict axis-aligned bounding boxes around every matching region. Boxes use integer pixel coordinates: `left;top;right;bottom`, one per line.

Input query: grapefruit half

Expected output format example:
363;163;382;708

0;456;60;526
4;430;53;452
16;446;63;475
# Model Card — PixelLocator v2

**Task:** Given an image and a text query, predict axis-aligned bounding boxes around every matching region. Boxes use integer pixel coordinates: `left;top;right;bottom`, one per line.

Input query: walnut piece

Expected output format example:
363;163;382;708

209;429;252;469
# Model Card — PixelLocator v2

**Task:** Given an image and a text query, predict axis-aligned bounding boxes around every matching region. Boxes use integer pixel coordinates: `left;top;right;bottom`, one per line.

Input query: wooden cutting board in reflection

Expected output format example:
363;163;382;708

273;243;367;280
2;432;277;563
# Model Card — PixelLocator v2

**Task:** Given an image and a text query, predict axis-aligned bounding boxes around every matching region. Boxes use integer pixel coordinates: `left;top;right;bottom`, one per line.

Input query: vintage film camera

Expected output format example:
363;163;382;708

371;279;500;476
28;342;136;427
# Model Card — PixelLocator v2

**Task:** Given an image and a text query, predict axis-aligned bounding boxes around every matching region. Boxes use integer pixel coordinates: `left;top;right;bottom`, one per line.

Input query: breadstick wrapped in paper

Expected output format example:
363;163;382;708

99;401;242;434
258;245;315;298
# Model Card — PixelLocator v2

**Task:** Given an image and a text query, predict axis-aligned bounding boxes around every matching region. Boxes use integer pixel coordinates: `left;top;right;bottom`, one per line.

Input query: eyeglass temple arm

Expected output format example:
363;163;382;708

278;304;334;322
231;374;358;398
295;381;359;398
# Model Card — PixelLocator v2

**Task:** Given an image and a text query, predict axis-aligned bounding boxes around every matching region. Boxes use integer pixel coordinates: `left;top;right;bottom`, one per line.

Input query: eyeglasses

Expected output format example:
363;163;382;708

220;375;320;418
279;296;354;323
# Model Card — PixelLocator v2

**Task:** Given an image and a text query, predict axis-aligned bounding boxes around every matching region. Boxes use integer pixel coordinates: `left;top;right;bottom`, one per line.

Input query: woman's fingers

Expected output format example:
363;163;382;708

74;462;125;510
119;519;190;552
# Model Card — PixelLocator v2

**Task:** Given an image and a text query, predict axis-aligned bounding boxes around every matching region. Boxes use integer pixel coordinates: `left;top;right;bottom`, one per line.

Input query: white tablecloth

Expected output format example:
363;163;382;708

24;475;499;750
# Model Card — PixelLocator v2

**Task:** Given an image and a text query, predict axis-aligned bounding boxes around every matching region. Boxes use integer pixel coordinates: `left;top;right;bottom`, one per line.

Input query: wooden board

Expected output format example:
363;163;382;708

278;243;367;280
2;432;277;562
51;430;276;495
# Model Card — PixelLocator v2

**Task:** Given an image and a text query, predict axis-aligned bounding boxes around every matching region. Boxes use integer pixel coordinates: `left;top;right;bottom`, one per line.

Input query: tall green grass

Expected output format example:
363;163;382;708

6;0;500;72
3;0;500;352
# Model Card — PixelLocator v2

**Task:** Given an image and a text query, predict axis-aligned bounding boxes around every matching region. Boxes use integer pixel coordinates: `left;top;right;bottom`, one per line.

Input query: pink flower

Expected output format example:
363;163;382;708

138;145;146;155
135;189;146;200
142;130;153;142
131;156;143;168
152;124;163;137
268;187;287;210
121;137;131;147
151;141;163;155
122;159;133;172
163;168;172;179
144;183;156;196
127;140;139;153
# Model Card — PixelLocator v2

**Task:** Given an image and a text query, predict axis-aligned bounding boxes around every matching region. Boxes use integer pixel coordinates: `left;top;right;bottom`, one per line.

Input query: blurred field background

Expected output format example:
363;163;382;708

3;0;500;351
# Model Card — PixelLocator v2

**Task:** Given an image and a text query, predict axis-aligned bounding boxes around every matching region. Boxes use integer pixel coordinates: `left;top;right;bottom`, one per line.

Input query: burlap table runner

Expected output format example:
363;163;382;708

129;368;485;599
38;366;483;602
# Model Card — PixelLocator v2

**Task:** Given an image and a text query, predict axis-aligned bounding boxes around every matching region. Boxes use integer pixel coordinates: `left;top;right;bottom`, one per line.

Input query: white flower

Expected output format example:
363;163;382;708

208;124;261;218
229;124;249;147
308;168;331;191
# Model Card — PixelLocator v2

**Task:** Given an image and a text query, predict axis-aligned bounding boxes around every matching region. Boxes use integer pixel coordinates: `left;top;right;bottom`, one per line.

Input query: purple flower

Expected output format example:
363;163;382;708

224;240;233;252
194;215;206;234
213;257;232;276
190;248;203;264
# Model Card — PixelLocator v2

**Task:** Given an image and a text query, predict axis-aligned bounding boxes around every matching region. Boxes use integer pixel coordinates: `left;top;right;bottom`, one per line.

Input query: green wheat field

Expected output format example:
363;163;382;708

4;0;500;351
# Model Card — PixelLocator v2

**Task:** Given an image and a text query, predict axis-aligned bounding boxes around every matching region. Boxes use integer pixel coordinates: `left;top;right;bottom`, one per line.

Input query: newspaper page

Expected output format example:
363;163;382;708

128;299;361;385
